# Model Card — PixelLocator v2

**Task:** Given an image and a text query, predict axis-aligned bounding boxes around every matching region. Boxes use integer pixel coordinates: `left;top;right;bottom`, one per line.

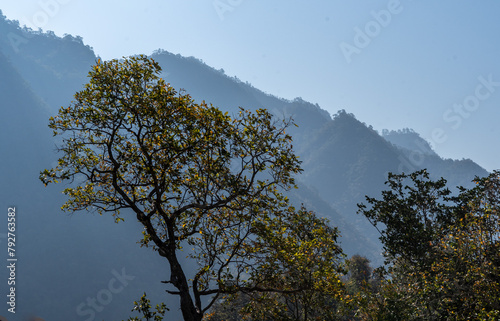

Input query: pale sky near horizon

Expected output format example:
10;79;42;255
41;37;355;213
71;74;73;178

1;1;500;172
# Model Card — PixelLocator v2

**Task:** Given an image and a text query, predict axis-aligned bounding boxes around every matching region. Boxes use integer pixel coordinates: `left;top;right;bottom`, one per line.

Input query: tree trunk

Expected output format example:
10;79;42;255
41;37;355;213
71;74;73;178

164;247;203;321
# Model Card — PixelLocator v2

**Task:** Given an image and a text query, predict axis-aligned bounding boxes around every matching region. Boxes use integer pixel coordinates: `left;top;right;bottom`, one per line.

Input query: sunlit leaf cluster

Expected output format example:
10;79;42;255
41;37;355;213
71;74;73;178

206;207;347;321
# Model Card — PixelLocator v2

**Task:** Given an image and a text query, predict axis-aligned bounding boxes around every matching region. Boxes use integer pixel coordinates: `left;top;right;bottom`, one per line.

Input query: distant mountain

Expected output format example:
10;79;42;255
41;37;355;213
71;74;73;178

0;48;52;202
149;49;332;147
0;14;168;320
0;11;490;319
382;128;437;157
299;110;401;211
0;11;95;110
382;128;488;190
286;181;381;259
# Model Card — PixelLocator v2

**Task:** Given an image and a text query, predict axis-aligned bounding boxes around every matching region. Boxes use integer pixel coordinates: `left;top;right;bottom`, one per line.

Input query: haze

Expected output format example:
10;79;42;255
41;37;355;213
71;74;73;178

2;0;499;171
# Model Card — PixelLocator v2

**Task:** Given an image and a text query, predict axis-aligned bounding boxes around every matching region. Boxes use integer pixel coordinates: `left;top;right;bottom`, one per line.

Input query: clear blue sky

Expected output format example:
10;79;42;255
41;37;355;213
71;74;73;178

2;0;499;171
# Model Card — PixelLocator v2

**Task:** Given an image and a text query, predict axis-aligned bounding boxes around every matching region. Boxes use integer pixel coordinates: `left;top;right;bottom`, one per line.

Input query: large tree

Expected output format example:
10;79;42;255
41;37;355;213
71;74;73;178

40;56;345;321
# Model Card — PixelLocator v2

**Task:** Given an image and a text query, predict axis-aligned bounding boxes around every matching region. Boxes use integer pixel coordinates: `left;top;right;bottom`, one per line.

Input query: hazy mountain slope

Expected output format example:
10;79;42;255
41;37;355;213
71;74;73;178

0;11;96;111
0;49;52;199
296;110;489;250
382;128;489;189
383;128;438;157
299;110;402;212
150;50;332;148
0;44;174;321
295;111;404;245
151;50;264;115
286;182;381;263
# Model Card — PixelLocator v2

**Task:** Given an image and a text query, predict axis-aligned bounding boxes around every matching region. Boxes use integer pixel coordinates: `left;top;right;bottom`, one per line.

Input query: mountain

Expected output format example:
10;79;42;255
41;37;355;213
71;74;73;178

383;128;438;157
0;48;53;207
382;128;488;190
0;15;168;321
299;110;401;211
149;49;332;148
0;11;95;110
0;12;489;319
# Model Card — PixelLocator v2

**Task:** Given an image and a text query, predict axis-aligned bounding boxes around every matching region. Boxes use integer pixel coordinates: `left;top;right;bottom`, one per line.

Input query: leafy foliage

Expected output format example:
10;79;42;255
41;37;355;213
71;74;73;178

358;169;458;267
125;293;168;321
206;207;346;321
358;170;500;320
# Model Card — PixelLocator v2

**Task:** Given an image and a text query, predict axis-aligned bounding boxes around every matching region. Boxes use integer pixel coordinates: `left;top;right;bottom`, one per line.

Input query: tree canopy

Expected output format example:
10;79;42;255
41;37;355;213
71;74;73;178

357;169;500;320
40;56;345;321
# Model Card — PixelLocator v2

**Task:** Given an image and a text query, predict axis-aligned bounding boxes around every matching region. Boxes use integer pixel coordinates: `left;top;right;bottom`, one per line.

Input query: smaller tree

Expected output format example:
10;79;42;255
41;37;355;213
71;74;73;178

358;170;500;320
125;293;168;321
342;255;383;320
420;172;500;319
357;169;454;268
345;255;373;293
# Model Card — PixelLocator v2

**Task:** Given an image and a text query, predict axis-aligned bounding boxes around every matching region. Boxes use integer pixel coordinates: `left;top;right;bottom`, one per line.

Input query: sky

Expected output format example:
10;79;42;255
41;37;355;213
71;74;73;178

1;0;500;171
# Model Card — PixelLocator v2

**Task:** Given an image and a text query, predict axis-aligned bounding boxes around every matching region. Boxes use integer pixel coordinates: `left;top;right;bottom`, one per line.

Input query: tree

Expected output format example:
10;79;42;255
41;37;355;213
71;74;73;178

40;56;345;321
357;170;455;268
125;293;168;321
357;170;500;320
345;255;373;293
341;255;383;320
